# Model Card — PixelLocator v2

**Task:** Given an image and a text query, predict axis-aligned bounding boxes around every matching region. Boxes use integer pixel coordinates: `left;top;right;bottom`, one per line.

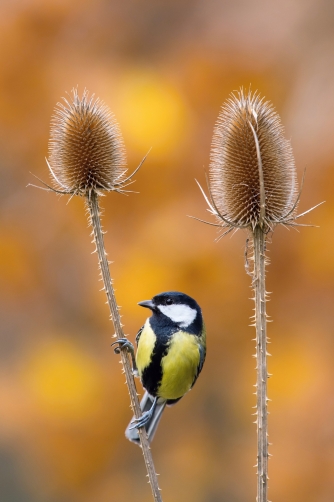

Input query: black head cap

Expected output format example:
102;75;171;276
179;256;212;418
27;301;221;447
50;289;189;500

138;291;203;332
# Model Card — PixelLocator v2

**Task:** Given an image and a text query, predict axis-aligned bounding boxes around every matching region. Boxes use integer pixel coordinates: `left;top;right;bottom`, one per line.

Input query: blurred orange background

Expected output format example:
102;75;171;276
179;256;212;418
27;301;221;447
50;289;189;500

0;1;333;501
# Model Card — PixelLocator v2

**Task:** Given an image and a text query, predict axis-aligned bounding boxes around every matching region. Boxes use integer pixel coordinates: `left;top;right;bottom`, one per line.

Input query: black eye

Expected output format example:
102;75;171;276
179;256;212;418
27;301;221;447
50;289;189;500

166;298;173;305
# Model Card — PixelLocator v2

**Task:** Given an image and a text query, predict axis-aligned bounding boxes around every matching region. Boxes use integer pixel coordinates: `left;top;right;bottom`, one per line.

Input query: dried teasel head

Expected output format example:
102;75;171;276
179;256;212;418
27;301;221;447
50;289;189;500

47;89;127;196
208;89;299;233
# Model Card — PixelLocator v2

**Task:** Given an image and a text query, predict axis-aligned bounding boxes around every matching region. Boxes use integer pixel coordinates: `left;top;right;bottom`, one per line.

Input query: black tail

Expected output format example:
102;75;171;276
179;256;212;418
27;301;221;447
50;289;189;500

125;391;166;445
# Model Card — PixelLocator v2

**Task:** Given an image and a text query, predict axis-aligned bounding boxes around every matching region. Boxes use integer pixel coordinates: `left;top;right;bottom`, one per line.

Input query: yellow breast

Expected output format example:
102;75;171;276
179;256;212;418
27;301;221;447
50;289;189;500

158;331;200;400
136;319;156;376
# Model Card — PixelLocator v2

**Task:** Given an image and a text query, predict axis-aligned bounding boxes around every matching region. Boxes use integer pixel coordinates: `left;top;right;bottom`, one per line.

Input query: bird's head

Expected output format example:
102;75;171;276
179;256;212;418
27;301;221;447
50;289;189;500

138;291;202;329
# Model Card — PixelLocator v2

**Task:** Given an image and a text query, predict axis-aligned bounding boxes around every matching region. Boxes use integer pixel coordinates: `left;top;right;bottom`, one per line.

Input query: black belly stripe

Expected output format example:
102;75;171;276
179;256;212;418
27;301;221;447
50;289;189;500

141;340;167;396
141;317;176;396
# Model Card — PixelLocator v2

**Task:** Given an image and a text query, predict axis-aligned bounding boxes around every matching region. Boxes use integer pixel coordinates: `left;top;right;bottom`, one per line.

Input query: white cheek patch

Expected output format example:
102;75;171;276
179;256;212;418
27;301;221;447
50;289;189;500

158;304;197;328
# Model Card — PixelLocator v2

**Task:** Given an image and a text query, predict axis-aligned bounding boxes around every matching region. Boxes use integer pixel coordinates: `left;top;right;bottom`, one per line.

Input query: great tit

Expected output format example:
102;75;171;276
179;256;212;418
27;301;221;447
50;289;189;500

115;291;206;444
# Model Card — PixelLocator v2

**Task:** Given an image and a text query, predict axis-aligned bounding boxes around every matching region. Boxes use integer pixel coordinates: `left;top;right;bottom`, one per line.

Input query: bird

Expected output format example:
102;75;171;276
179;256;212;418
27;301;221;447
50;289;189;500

114;291;206;444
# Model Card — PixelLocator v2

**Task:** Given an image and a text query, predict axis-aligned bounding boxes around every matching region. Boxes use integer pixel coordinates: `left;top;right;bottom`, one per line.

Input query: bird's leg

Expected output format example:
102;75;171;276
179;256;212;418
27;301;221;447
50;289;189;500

111;338;138;374
129;396;158;430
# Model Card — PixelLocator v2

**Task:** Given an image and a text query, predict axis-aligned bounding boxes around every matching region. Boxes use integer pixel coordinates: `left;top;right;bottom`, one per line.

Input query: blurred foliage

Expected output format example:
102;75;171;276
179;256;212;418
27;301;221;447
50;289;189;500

0;0;334;501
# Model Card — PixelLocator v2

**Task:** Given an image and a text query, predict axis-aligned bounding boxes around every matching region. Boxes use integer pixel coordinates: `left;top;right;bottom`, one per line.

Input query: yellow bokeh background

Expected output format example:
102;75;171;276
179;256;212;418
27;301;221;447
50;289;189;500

22;339;106;422
115;70;189;154
0;1;334;501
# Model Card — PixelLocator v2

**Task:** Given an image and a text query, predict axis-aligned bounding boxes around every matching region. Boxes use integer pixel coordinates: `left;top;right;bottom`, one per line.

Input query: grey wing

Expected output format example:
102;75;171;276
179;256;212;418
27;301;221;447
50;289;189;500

192;343;206;388
198;344;206;373
135;325;144;346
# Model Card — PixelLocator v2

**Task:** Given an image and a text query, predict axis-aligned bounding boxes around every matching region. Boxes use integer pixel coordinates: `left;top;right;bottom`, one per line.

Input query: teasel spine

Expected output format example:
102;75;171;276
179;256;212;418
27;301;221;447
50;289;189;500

37;89;162;502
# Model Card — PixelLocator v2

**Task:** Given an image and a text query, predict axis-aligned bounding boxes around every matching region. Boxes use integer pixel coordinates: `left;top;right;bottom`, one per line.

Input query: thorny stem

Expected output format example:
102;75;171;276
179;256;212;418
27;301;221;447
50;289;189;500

253;226;268;502
87;190;163;502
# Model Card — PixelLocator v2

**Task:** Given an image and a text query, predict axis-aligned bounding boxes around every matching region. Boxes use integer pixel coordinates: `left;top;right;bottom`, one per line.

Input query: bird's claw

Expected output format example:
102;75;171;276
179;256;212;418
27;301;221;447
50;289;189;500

111;337;134;355
129;410;152;430
111;338;138;374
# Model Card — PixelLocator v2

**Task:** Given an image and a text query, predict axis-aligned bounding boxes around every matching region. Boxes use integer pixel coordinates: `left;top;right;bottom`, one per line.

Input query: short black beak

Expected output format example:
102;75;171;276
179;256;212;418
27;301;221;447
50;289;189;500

138;300;155;310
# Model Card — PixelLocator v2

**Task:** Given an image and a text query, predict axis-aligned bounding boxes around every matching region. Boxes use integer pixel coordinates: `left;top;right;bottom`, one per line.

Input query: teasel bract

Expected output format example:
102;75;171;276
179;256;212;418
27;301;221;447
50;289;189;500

196;89;318;502
36;89;162;502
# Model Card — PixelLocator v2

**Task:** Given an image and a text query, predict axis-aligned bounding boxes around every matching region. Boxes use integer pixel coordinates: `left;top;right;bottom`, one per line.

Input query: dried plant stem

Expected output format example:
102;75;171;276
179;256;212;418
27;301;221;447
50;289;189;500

202;89;319;502
253;226;268;502
87;190;162;502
